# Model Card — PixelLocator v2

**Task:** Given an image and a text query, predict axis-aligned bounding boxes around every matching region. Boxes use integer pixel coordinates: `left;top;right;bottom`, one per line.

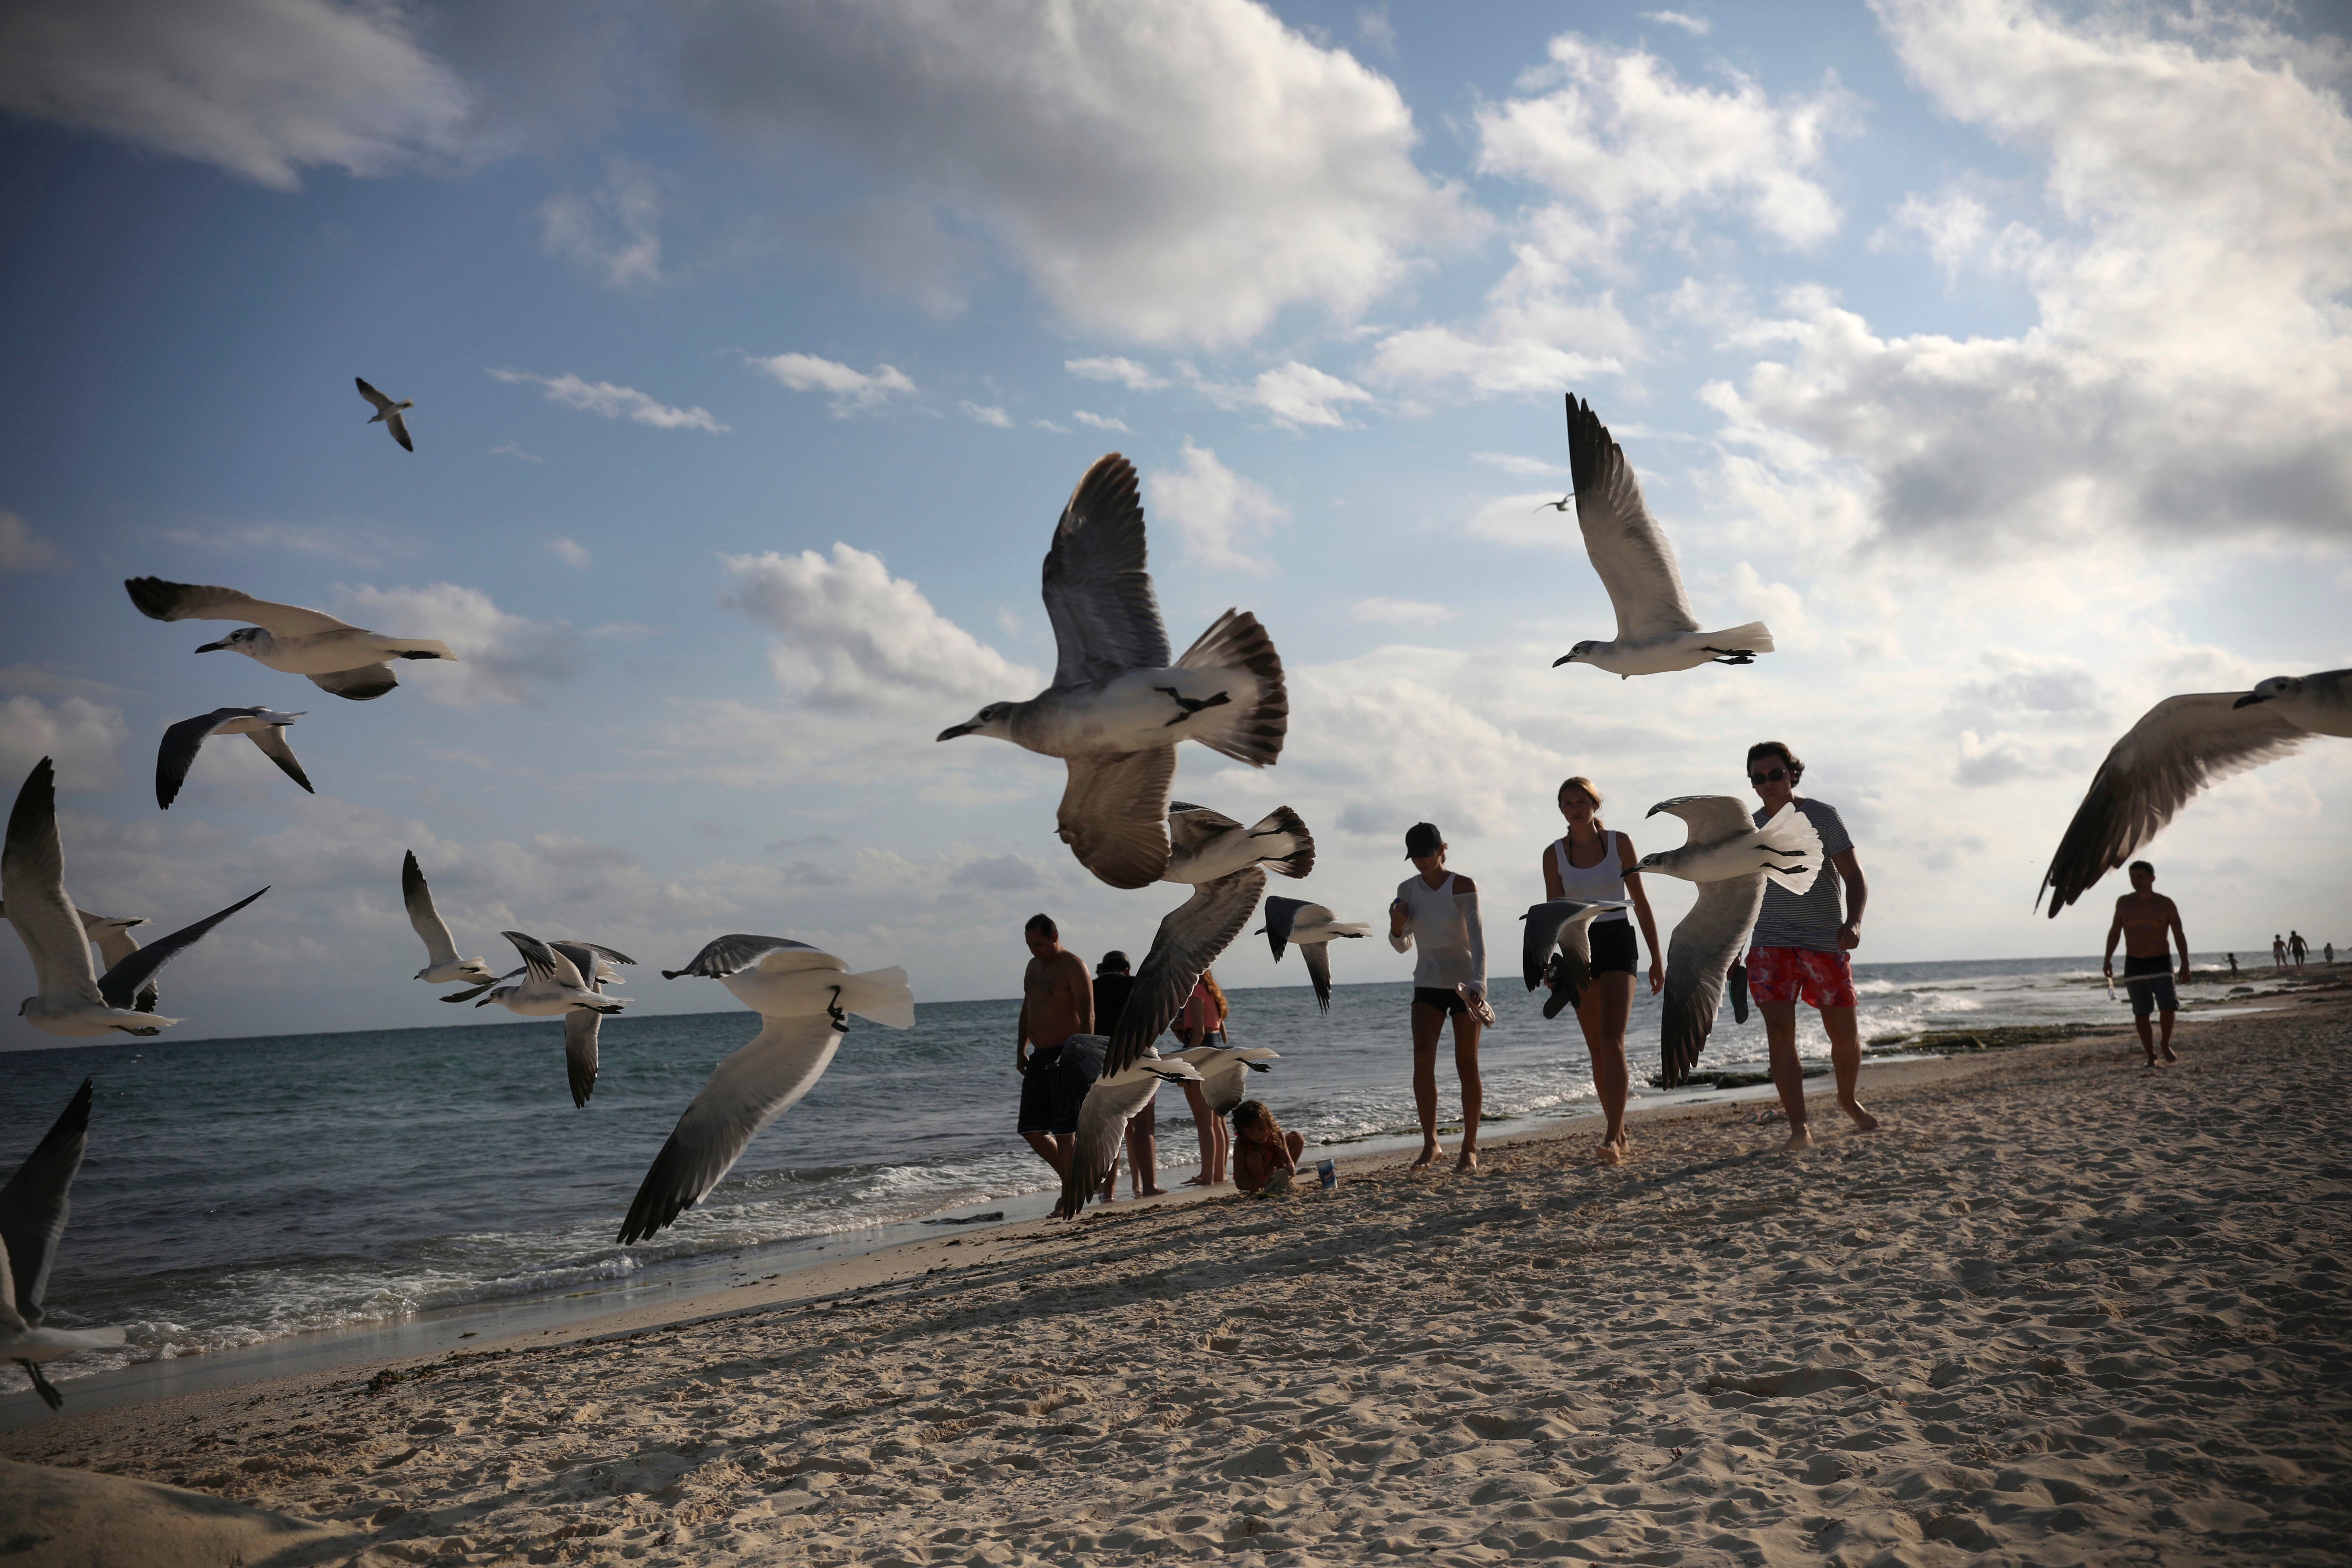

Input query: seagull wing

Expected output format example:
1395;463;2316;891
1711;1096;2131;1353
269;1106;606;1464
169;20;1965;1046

1166;800;1242;857
1105;867;1266;1076
1302;942;1334;1014
1566;395;1699;642
555;940;636;969
80;915;156;1013
307;664;400;700
3;760;104;1007
402;851;461;965
1058;749;1175;889
96;887;267;1011
385;409;414;453
122;578;354;635
1041;454;1170;688
1056;1070;1163;1220
1647;794;1757;846
550;943;605;996
245;722;313;793
563;1008;601;1108
661;935;841;979
617;1013;846;1243
1659;876;1766;1087
1258;894;1305;961
356;377;397;415
0;1078;94;1326
503;930;573;986
155;710;232;809
2039;691;2312;916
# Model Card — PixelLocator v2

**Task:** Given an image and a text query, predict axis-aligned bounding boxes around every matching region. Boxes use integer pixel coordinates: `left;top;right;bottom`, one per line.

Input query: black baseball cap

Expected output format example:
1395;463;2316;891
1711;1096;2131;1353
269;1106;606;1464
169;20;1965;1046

1404;821;1443;858
1096;950;1131;974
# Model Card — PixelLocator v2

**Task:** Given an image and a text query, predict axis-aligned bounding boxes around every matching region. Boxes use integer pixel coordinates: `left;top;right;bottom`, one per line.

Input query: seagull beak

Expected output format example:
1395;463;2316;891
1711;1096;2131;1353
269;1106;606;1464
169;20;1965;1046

936;721;977;741
195;640;229;653
1551;652;1576;667
2232;693;2271;708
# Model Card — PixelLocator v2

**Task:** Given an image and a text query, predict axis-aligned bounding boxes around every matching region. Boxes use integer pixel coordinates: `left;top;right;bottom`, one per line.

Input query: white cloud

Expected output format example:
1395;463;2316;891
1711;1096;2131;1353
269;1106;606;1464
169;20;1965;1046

0;666;130;700
1072;410;1131;433
1066;356;1167;391
1464;492;1580;552
720;543;1041;713
539;158;663;287
1356;7;1398;57
674;0;1466;347
1189;360;1376;429
0;0;468;191
958;400;1013;428
1032;419;1071;434
1367;207;1637;395
1643;10;1711;35
335;583;576;708
1145;442;1287;575
489;369;729;433
748;352;917;417
156;521;404;567
0;510;68;572
0;697;128;791
546;537;591;570
1472;452;1569;479
1350;597;1456;628
488;440;544;463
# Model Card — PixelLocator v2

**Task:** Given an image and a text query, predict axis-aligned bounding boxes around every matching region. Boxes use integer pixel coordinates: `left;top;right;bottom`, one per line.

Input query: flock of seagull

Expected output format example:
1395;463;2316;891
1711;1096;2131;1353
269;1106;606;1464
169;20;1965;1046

4;386;2346;1410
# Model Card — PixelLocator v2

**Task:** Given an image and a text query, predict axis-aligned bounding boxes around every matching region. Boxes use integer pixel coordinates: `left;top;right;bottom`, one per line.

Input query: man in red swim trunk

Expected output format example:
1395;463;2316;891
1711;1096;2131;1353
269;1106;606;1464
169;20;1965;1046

1745;741;1880;1150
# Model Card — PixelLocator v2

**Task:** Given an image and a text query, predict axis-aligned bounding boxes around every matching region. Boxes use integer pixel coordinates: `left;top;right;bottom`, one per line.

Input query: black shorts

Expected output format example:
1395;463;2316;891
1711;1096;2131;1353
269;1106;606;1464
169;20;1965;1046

2122;956;2178;1017
1017;1046;1089;1135
1413;986;1468;1016
1587;918;1638;977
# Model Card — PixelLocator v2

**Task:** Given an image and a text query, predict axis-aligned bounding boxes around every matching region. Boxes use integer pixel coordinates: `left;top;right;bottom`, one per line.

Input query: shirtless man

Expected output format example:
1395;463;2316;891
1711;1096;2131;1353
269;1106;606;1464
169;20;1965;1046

2102;861;2189;1066
1015;914;1094;1179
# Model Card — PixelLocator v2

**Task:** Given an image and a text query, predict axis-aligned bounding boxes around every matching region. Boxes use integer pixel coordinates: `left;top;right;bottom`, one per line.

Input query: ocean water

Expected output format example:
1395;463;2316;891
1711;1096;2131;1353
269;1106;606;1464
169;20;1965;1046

0;953;2282;1395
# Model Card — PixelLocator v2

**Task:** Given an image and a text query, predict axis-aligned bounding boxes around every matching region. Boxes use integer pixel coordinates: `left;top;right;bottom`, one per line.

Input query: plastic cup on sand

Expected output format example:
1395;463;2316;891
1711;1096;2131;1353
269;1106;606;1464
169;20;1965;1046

1318;1160;1337;1192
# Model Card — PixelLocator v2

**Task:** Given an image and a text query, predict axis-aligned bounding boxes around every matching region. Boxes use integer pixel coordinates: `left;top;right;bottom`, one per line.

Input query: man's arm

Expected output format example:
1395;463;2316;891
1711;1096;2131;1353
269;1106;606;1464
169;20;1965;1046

2103;901;2124;974
1832;849;1867;952
2168;898;2190;978
1015;991;1031;1074
1066;954;1095;1035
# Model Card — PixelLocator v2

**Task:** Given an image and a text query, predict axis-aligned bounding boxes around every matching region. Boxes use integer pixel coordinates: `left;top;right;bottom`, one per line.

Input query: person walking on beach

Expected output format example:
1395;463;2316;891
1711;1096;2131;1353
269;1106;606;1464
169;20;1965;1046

1745;743;1878;1150
1016;914;1094;1180
2273;934;2288;969
1092;951;1163;1199
1231;1100;1306;1194
2228;953;2239;976
2290;930;2308;967
1389;821;1490;1171
2103;862;2190;1067
1175;971;1232;1187
1539;775;1664;1164
2328;942;2337;965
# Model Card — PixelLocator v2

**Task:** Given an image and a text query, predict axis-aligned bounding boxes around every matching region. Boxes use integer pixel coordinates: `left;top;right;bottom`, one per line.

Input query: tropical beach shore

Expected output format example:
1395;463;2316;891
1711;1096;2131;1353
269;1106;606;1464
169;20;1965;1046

5;987;2348;1566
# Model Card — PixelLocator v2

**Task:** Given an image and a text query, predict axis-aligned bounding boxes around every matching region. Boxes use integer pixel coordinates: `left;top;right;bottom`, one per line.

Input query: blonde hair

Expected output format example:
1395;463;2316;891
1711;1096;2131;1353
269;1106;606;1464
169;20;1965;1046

1231;1099;1287;1144
1199;970;1229;1024
1557;775;1605;832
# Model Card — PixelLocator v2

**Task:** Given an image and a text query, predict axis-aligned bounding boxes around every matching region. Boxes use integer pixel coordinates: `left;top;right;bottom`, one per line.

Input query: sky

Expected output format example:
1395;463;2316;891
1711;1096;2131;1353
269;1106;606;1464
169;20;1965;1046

1;0;2347;1047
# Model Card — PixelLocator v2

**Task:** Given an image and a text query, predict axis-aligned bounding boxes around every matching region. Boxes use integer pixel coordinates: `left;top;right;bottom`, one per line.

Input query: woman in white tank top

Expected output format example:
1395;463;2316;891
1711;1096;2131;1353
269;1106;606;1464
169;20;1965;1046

1387;820;1488;1172
1539;776;1663;1164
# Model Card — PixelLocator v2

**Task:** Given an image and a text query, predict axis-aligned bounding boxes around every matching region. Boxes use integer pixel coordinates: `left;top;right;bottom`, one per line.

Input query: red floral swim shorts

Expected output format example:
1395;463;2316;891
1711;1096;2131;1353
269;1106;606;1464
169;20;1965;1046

1746;945;1858;1009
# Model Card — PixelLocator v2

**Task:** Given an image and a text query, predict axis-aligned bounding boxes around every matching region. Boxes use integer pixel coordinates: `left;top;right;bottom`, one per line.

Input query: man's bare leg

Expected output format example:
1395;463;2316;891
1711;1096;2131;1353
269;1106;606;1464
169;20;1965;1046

2156;1007;2179;1064
1820;1005;1879;1132
2133;1014;2158;1065
1410;1001;1446;1167
1759;999;1815;1151
1454;1011;1484;1171
1023;1130;1071;1180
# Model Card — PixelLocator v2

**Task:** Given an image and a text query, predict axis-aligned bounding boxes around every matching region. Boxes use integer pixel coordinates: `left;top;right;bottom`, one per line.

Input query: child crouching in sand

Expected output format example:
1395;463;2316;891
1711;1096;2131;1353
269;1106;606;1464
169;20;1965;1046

1231;1101;1306;1194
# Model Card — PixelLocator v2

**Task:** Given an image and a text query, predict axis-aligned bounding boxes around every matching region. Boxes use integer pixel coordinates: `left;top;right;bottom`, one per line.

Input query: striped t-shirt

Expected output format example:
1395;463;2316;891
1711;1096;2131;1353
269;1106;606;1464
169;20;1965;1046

1750;798;1853;953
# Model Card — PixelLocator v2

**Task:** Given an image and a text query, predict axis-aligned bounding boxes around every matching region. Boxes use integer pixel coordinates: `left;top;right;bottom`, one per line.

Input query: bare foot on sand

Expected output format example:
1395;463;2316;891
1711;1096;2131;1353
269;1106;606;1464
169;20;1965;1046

1784;1125;1815;1152
1843;1101;1880;1133
2161;1044;2179;1064
1180;1174;1212;1187
1456;1150;1481;1172
1599;1131;1629;1165
1412;1142;1443;1170
1136;1184;1168;1197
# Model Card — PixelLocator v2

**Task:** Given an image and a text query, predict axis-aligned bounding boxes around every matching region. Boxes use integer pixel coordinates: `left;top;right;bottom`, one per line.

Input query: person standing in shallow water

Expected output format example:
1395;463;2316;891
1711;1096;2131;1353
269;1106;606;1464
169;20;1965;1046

2104;861;2189;1067
1015;914;1094;1181
1390;821;1490;1171
1539;776;1663;1165
1744;742;1879;1151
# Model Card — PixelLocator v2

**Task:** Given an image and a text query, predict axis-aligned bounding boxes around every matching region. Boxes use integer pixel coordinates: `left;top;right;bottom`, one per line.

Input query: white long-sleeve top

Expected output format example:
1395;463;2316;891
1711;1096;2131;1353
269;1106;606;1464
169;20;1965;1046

1390;872;1486;993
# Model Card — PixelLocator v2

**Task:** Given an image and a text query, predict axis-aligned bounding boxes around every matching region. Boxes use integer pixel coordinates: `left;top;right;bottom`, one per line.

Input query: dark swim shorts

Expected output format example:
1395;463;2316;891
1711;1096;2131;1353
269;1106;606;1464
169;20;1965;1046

1587;919;1638;977
1017;1044;1089;1136
2122;955;2178;1017
1412;986;1468;1016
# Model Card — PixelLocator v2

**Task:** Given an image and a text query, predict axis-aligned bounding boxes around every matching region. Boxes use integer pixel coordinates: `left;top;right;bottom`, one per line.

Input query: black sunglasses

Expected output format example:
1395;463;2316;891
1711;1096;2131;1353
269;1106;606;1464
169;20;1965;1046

1749;768;1788;785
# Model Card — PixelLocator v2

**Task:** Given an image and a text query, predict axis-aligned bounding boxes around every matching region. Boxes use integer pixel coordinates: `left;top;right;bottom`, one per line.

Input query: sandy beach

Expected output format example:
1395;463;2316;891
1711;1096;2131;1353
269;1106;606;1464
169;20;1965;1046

6;984;2348;1566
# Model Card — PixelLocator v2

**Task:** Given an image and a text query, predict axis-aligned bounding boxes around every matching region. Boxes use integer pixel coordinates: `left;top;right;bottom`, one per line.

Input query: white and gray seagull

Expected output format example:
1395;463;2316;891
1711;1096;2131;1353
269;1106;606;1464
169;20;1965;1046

473;933;635;1107
125;577;455;701
1105;866;1267;1079
2040;669;2351;916
5;759;266;1040
0;905;158;1014
619;937;914;1243
155;707;312;809
400;851;499;988
2;1080;126;1410
1256;896;1371;1014
1635;796;1821;1086
1052;1035;1202;1220
356;377;415;452
1165;800;1313;884
1171;1042;1279;1116
937;455;1288;889
1550;395;1773;679
1518;898;1631;1018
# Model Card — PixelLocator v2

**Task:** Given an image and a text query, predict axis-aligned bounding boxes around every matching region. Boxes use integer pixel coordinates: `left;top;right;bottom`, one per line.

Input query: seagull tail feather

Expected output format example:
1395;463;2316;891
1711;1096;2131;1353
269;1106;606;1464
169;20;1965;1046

1174;609;1287;767
838;967;915;1030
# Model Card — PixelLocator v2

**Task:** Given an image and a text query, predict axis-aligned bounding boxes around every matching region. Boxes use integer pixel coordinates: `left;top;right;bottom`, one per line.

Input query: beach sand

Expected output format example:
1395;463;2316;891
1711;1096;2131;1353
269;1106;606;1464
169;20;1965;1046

5;986;2348;1566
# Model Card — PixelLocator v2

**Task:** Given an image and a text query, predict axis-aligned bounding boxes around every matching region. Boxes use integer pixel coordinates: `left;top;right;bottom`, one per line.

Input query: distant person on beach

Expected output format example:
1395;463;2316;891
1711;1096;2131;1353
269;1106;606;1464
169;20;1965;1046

2328;942;2336;965
1390;821;1490;1171
1745;743;1879;1150
2103;862;2190;1067
1231;1100;1305;1194
1539;775;1664;1164
1093;951;1163;1199
1016;914;1094;1181
2273;934;2287;968
2228;953;2239;976
1175;971;1231;1187
2290;930;2308;967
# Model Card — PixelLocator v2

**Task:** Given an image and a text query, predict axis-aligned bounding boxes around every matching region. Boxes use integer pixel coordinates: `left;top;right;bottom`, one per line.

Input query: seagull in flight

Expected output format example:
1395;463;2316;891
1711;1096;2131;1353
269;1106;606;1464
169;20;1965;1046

473;933;634;1106
1170;1042;1279;1116
125;577;454;701
937;455;1288;888
619;937;914;1243
1518;898;1630;1018
5;759;266;1038
400;851;499;988
2039;669;2350;916
1635;796;1820;1086
1052;1035;1201;1220
2;1080;125;1409
1550;395;1773;679
356;377;415;452
155;707;312;809
1165;801;1313;884
0;905;158;1013
1256;896;1370;1013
